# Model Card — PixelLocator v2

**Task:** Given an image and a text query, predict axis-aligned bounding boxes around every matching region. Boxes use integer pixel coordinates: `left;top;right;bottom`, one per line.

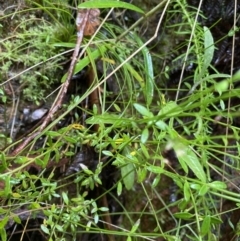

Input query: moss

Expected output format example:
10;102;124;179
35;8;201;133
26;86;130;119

0;0;73;104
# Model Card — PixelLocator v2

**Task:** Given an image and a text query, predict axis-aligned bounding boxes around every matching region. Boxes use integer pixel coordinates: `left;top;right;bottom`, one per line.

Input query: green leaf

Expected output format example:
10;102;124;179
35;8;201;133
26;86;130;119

134;33;154;106
56;224;64;232
184;181;190;202
0;153;7;170
41;224;50;235
121;162;135;190
94;213;99;224
155;120;167;130
198;185;209;196
190;183;201;190
87;113;130;125
117;181;122;196
152;175;161;188
158;101;182;118
232;70;240;82
147;165;164;174
133;103;153;117
43;151;50;168
215;80;229;95
137;167;147;183
127;236;132;241
121;146;135;190
78;0;144;14
62;191;69;205
173;142;206;183
178;199;188;211
61;46;107;83
0;216;8;229
0;228;6;241
210;216;223;224
203;26;214;73
228;26;239;36
3;176;12;197
102;150;114;157
209;181;227;190
99;207;109;212
140;143;150;159
13;214;21;224
144;51;154;106
141;128;149;144
80;164;94;175
201;215;211;236
63;136;77;144
86;221;92;231
174;212;194;220
130;219;140;233
122;60;145;89
220;99;225;110
14;156;28;164
46;131;61;137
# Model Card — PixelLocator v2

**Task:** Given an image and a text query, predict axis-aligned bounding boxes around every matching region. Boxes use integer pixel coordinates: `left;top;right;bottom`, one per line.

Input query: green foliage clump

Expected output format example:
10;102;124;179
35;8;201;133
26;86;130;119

0;2;73;103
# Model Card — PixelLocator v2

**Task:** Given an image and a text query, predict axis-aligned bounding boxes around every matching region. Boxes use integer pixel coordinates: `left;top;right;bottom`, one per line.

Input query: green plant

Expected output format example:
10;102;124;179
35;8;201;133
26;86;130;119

0;0;75;104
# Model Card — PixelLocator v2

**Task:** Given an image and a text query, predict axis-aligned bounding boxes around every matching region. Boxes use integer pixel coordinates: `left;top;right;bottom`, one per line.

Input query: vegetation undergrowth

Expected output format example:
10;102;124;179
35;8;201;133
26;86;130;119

0;0;240;240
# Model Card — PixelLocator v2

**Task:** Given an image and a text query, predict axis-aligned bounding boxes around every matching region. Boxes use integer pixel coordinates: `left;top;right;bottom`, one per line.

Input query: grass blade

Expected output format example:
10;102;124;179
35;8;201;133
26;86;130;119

78;0;144;14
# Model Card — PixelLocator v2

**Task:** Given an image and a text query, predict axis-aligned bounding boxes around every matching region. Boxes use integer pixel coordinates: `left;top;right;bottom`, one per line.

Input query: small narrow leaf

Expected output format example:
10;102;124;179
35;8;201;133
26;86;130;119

137;167;147;183
173;142;206;183
78;0;144;14
201;215;211;236
134;33;154;106
41;224;50;235
102;150;113;157
198;185;209;196
94;213;99;224
184;181;190;202
61;46;107;82
134;103;153;117
215;80;229;95
99;207;109;212
121;163;135;190
209;181;227;190
158;101;182;118
140;143;150;159
0;228;6;241
130;219;140;233
152;175;161;188
174;212;194;220
203;26;214;72
117;181;122;196
147;165;164;174
80;164;94;175
13;215;21;224
0;216;9;229
141;128;149;144
127;236;132;241
62;191;69;205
